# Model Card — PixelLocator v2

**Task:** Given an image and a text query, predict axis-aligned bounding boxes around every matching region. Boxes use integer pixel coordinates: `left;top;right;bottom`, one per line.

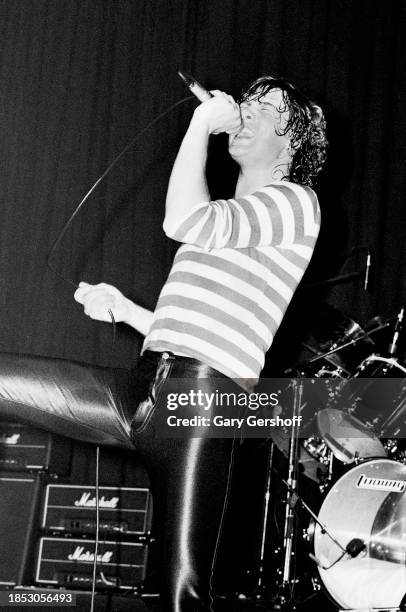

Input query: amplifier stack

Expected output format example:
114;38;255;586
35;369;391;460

0;423;72;586
36;484;153;590
0;422;153;594
0;422;71;474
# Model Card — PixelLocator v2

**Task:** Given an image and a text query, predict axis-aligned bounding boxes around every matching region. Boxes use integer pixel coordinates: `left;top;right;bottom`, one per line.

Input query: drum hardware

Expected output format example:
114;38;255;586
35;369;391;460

305;270;367;289
384;438;406;463
315;305;406;464
301;437;334;493
270;381;345;610
283;310;404;470
281;380;302;588
304;245;371;290
302;436;331;465
318;351;406;464
357;353;406;376
271;307;406;607
303;316;393;377
307;326;381;366
311;365;345;378
313;458;406;610
388;307;404;356
268;379;303;610
241;439;277;602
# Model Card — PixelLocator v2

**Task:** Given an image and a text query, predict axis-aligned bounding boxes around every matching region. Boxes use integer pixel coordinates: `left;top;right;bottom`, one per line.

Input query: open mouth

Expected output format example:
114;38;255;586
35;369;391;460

232;129;254;143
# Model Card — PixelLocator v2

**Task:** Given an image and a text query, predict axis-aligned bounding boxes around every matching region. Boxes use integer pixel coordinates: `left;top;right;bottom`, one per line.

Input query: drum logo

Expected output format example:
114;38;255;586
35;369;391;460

357;474;406;493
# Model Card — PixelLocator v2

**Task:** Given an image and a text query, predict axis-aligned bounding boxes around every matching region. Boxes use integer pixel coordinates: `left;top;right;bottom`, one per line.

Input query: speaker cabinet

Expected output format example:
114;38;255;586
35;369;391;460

0;474;42;585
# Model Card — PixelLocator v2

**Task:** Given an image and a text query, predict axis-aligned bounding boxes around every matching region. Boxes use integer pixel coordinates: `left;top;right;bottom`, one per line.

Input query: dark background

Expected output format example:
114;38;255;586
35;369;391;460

1;0;405;370
0;0;405;604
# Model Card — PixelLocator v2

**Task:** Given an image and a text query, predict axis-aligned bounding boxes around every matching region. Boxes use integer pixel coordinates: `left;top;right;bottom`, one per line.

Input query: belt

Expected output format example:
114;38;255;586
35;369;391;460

140;350;229;380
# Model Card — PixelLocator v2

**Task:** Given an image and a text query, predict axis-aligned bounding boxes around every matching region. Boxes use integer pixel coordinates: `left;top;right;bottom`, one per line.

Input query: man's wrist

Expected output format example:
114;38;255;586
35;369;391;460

120;297;133;326
189;110;212;136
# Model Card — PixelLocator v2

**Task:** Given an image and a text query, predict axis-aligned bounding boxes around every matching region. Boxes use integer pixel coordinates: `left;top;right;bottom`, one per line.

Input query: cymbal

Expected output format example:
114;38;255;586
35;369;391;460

291;304;374;376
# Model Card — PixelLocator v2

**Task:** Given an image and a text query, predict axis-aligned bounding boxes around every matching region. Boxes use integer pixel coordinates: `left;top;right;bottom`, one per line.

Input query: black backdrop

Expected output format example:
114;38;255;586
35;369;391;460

0;0;405;596
1;0;405;370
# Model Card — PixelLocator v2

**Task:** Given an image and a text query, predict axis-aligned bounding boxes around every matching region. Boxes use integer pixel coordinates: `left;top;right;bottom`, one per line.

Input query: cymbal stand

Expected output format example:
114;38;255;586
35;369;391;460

306;320;392;365
253;439;275;598
273;379;303;609
283;379;302;582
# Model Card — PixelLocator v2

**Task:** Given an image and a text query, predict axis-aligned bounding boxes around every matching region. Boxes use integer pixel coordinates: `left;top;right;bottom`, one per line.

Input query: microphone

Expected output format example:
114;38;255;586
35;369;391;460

178;71;213;102
309;538;366;570
345;538;366;558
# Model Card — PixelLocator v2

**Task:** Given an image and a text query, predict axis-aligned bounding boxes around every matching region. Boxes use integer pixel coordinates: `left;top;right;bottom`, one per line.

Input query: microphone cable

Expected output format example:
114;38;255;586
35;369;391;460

46;95;193;344
43;94;193;608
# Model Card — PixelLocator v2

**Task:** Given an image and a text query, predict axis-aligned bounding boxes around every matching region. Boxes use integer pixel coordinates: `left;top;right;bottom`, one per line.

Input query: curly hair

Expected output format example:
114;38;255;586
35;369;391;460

240;76;328;187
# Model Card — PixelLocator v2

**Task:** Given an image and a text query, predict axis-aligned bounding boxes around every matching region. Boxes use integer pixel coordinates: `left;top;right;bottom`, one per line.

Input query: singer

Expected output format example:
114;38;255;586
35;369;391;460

0;75;327;611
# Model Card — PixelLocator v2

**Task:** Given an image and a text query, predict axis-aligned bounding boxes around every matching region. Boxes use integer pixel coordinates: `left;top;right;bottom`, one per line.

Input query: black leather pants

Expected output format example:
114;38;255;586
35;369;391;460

0;351;239;612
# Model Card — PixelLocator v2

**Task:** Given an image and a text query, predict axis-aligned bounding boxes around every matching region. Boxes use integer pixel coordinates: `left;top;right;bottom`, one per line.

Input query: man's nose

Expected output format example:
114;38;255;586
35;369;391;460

240;102;256;121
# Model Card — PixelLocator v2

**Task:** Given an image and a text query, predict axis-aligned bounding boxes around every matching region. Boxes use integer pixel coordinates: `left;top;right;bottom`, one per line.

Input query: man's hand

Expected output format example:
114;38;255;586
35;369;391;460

192;90;242;135
74;282;130;323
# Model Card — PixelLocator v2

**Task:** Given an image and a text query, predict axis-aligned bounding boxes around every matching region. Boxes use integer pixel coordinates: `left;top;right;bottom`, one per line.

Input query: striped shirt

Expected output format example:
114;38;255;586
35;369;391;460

143;181;320;385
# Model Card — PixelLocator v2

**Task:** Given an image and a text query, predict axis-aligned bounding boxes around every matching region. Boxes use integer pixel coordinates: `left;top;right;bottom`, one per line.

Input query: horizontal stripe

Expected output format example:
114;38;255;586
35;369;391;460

277;246;313;270
145;328;261;379
169;182;319;251
257;246;304;281
170;204;207;241
169;260;285;321
206;248;296;295
289;243;317;261
176;248;294;301
151;306;265;363
214;245;299;289
155;295;266;349
165;269;283;328
146;183;320;380
156;284;273;342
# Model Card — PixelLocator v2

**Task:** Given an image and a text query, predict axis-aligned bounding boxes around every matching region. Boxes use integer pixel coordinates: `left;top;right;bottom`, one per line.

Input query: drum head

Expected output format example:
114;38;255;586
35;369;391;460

315;458;406;610
317;408;386;464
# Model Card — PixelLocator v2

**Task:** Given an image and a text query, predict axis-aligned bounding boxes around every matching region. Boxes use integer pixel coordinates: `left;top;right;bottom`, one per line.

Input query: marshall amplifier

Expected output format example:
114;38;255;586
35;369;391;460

0;423;71;475
35;537;148;590
42;484;152;536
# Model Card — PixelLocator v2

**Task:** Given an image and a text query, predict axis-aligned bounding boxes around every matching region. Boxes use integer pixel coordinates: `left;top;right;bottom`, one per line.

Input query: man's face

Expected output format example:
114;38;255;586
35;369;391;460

228;88;291;167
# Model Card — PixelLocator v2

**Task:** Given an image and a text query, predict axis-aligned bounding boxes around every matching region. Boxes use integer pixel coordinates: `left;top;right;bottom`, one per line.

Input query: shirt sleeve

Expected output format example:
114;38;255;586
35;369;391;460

164;182;321;250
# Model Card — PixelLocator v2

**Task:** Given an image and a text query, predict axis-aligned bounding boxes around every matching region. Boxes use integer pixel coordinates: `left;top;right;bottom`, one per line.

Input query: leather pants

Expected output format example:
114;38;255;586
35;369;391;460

0;351;239;611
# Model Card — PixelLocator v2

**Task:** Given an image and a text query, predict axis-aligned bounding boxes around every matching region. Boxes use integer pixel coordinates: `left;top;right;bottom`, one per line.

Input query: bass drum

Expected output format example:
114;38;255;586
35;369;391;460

314;458;406;610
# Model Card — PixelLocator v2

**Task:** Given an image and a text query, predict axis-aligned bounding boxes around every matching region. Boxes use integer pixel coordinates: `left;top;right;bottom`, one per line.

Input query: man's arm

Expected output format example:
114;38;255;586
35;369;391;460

74;282;153;337
165;183;321;251
163;91;241;235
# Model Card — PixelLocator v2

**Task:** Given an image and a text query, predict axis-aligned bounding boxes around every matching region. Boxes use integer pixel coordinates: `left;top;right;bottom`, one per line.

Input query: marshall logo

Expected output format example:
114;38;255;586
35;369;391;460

68;546;113;563
357;474;406;493
74;492;119;508
0;433;20;445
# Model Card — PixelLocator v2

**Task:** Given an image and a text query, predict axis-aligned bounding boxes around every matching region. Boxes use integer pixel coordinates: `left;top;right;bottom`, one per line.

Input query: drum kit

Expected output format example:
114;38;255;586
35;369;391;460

268;305;406;611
